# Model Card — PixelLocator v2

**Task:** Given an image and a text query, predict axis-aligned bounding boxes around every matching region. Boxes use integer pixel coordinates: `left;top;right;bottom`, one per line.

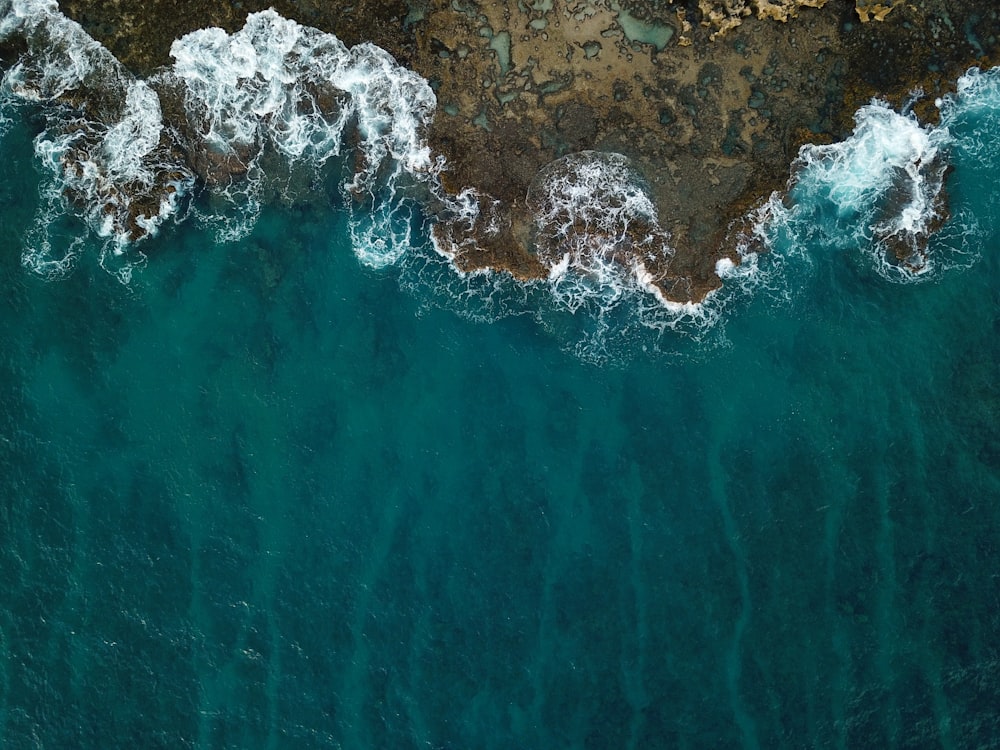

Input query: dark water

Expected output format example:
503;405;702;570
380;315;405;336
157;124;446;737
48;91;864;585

2;21;1000;750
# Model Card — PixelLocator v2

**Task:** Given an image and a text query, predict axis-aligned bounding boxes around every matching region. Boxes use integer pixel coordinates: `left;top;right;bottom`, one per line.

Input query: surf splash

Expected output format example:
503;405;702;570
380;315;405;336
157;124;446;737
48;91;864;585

937;67;1000;178
0;0;193;278
159;8;440;265
761;93;979;284
526;151;674;309
1;0;997;357
0;4;730;318
0;1;442;276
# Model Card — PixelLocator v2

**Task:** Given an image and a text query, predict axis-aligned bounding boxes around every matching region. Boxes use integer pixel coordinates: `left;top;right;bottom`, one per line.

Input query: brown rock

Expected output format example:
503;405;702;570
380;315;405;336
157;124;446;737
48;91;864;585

50;0;999;300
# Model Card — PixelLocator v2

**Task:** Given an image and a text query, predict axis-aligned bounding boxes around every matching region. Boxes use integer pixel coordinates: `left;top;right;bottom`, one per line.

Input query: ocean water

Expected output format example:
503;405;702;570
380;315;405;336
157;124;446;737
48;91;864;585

1;4;1000;749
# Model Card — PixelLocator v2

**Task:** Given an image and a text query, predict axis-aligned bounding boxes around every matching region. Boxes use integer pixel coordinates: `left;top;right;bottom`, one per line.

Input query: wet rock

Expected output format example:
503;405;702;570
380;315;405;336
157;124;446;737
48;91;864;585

53;0;1000;302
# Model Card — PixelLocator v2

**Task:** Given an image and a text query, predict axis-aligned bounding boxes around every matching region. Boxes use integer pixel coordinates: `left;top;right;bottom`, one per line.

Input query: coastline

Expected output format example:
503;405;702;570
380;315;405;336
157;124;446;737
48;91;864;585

34;0;1000;301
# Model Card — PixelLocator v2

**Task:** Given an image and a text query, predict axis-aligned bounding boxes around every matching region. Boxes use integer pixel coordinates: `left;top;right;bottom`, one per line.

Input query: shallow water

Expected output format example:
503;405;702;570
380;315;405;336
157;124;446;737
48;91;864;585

2;7;1000;750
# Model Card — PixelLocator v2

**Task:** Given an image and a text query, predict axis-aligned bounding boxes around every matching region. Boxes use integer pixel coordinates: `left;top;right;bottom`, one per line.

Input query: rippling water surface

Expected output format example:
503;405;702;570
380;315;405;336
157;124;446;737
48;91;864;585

1;5;1000;748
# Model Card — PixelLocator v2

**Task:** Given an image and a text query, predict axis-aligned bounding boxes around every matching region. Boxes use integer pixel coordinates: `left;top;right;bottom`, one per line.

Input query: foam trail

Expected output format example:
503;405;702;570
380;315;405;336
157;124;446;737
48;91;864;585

419;151;768;361
765;100;952;282
525;151;756;333
162;9;439;263
0;0;194;278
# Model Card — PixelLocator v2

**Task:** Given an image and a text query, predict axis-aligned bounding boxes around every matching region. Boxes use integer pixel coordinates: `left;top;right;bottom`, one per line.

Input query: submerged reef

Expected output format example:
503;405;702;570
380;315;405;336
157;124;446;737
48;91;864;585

28;0;1000;299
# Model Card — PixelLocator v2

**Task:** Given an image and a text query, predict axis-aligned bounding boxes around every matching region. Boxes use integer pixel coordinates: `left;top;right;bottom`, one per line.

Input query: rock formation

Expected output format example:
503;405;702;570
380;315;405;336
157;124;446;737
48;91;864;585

17;0;999;299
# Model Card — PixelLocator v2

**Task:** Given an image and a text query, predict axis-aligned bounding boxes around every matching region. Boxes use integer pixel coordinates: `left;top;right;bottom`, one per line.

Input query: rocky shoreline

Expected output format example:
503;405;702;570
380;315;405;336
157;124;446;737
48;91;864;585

44;0;1000;300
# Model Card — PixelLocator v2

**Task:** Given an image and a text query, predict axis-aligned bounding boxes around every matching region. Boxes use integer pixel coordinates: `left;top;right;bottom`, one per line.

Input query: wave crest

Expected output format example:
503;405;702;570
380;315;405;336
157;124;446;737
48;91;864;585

775;100;951;282
160;9;438;255
526;151;674;306
0;0;194;277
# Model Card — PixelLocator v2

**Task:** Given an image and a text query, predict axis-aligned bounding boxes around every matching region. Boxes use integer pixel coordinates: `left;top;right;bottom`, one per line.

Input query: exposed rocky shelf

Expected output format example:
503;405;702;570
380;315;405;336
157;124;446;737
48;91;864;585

50;0;1000;300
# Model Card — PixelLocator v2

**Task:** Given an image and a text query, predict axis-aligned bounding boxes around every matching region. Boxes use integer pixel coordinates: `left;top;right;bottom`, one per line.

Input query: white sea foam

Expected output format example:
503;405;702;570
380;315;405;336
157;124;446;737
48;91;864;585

0;2;747;352
527;151;677;308
938;67;1000;169
3;0;987;358
162;9;438;261
0;0;194;276
1;0;108;101
524;150;768;350
410;150;773;361
0;3;440;273
768;100;952;282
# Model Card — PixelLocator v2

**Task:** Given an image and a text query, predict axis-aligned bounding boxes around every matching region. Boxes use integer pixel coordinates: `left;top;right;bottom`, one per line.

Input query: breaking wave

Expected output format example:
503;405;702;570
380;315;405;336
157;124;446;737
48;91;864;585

0;0;997;358
0;0;193;279
0;1;443;278
159;8;440;265
527;151;674;309
760;84;996;283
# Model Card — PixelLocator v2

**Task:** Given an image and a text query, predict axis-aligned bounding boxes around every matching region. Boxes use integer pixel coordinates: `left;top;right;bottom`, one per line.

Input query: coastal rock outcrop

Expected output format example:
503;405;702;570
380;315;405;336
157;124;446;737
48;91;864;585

26;0;999;300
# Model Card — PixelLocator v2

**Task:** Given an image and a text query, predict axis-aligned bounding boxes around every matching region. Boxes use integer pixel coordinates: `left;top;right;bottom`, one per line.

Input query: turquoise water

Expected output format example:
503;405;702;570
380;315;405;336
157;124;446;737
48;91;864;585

2;12;1000;750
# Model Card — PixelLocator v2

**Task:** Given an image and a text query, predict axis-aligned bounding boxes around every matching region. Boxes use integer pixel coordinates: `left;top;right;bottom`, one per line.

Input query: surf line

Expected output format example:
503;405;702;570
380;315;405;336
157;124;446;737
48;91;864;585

0;2;743;317
0;1;984;318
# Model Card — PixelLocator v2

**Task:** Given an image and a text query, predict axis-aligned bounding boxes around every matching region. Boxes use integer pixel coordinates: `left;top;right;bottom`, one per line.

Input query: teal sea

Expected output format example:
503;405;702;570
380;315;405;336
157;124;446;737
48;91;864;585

2;7;1000;749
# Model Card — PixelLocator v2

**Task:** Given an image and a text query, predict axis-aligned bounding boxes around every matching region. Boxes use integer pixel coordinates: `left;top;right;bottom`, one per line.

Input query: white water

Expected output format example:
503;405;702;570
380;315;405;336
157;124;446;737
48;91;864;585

938;67;1000;169
0;3;440;270
525;151;765;342
1;0;995;358
764;100;954;282
0;0;194;279
527;151;671;302
0;2;743;332
162;9;439;262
